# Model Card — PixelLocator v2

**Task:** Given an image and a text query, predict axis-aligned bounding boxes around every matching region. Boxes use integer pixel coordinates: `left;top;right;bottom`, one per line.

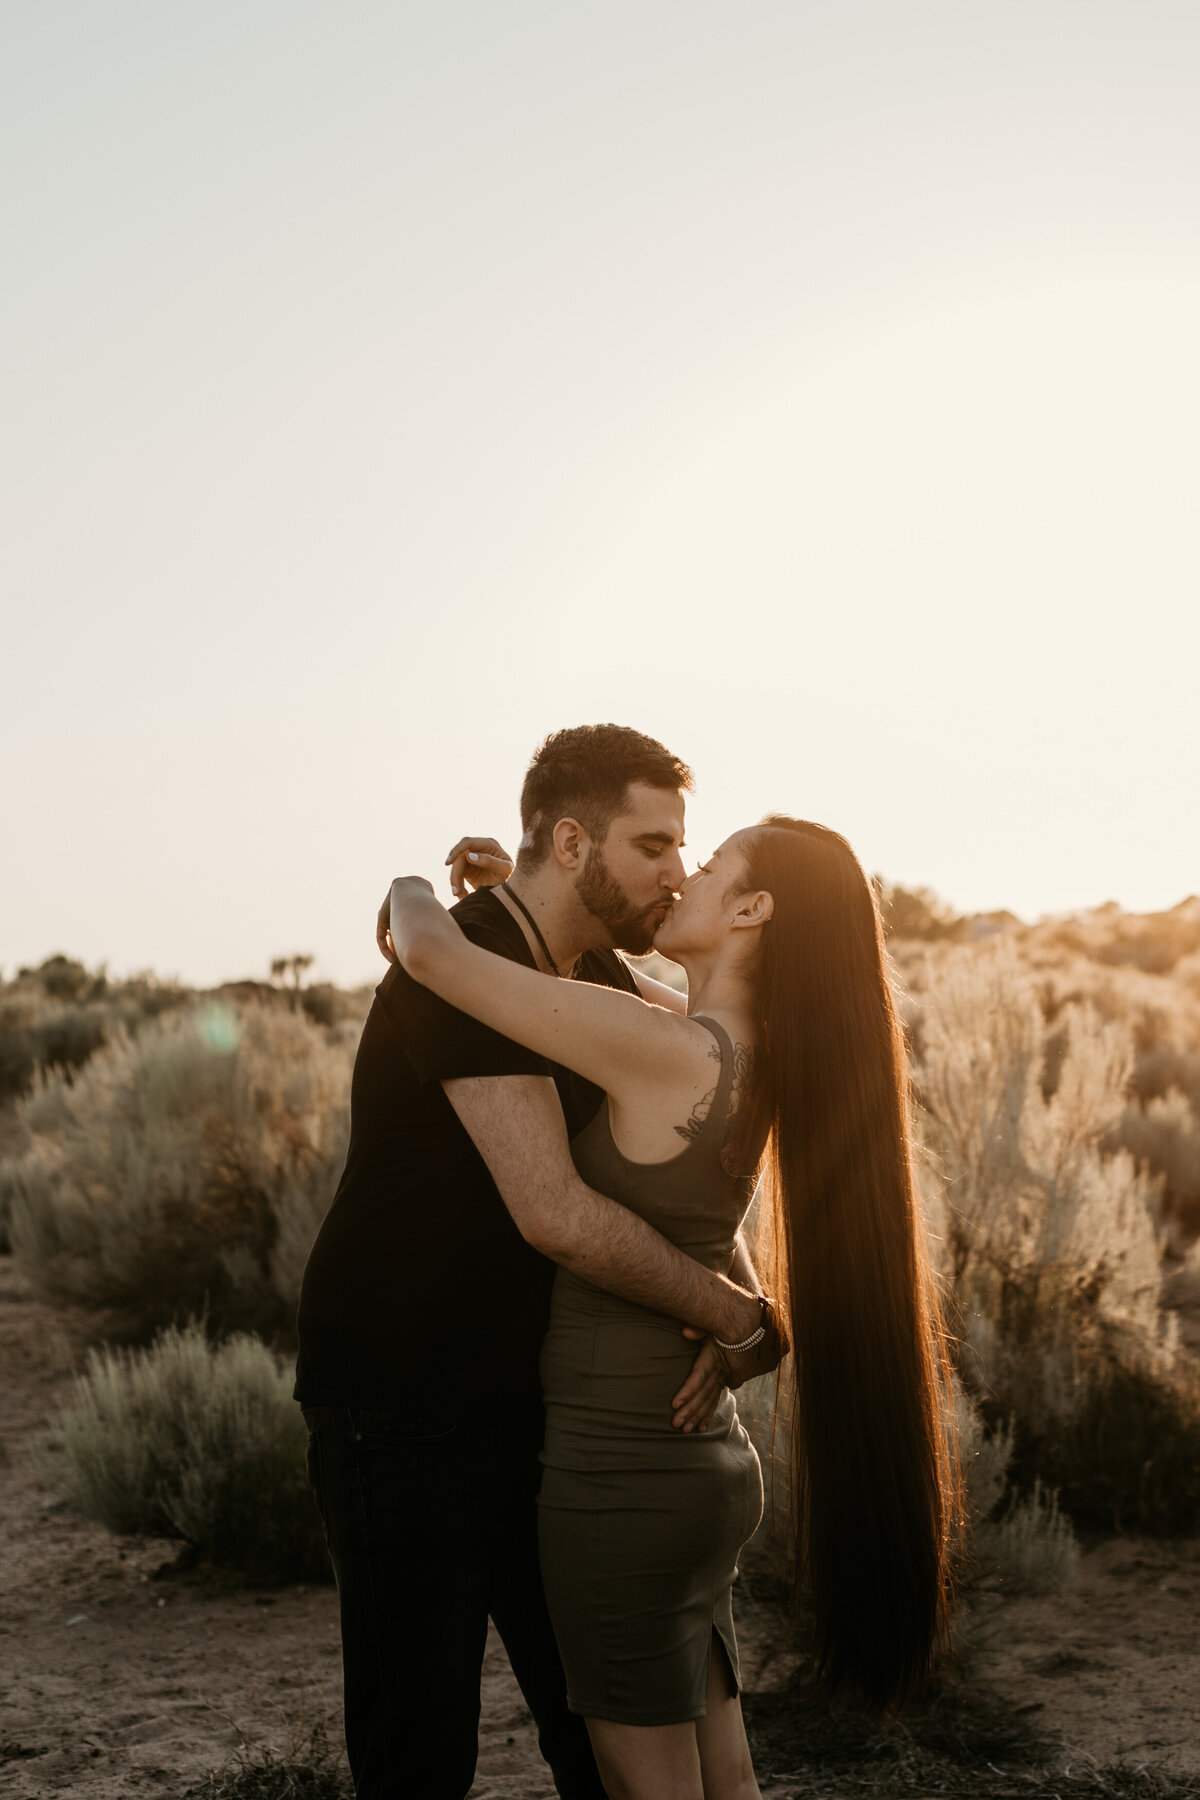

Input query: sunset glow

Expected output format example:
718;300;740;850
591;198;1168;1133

4;4;1197;986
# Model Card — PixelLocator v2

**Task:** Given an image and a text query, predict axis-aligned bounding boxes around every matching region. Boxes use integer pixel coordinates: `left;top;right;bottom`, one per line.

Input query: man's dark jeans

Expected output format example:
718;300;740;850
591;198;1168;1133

302;1398;606;1800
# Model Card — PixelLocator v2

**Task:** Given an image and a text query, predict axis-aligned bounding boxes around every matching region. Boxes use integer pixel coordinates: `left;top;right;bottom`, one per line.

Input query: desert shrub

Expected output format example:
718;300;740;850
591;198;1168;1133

0;962;193;1100
57;1322;328;1583
1023;896;1200;980
19;953;93;1000
737;1139;1082;1608
1037;956;1200;1240
950;1395;1082;1592
1129;1043;1200;1111
0;1016;37;1103
1162;1235;1200;1315
1114;1089;1200;1236
184;1720;351;1799
873;879;963;941
1099;935;1180;975
6;1001;351;1342
299;982;373;1031
955;1400;1013;1525
1095;900;1200;976
1015;1358;1200;1534
299;984;339;1028
982;1479;1080;1595
0;1159;23;1255
0;1008;109;1102
32;1006;110;1076
914;945;1200;1533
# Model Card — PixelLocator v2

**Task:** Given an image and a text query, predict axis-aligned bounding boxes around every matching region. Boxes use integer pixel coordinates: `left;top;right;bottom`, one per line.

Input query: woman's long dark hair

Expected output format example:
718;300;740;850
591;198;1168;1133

737;817;956;1709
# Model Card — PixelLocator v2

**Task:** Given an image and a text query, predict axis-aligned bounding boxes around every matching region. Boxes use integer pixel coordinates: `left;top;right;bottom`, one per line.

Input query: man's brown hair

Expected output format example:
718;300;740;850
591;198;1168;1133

517;724;693;868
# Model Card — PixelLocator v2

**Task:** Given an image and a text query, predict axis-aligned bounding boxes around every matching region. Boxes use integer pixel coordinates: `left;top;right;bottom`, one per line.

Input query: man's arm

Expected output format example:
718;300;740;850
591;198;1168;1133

671;1230;769;1432
390;878;695;1099
728;1230;763;1297
443;1073;763;1347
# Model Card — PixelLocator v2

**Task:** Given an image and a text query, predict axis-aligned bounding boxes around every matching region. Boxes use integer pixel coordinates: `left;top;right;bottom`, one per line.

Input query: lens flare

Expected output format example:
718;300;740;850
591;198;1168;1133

197;1003;241;1055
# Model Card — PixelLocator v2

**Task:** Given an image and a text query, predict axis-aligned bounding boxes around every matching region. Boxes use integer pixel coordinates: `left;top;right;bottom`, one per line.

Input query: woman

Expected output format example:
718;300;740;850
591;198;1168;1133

388;816;955;1800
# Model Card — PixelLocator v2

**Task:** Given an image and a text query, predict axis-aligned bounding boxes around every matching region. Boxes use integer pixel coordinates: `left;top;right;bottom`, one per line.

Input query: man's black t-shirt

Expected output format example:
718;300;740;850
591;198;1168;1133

293;889;639;1409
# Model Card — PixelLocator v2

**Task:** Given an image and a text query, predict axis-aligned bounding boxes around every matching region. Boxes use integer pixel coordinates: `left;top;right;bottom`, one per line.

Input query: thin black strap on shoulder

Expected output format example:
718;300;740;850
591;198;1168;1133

689;1015;738;1150
501;883;566;977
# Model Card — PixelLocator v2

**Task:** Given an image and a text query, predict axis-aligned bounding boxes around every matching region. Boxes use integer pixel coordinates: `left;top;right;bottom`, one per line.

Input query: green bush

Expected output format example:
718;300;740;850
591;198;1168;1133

57;1323;328;1584
6;1001;352;1342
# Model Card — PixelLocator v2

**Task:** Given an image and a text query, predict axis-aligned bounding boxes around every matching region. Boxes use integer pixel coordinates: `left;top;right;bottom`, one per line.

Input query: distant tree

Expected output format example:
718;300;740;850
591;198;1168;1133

18;954;92;1000
270;954;315;1008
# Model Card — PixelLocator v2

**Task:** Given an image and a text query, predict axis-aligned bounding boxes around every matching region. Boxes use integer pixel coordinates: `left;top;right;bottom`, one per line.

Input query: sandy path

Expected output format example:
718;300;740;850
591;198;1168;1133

2;1256;1198;1797
966;1539;1200;1776
0;1258;558;1798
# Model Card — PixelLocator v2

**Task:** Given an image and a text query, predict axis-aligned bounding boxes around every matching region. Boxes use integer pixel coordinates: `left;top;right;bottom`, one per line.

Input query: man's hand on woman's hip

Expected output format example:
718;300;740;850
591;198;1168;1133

670;1296;789;1431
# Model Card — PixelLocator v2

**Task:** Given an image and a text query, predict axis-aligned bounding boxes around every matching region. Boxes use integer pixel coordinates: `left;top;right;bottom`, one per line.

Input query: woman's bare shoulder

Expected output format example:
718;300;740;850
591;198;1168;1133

637;1011;756;1103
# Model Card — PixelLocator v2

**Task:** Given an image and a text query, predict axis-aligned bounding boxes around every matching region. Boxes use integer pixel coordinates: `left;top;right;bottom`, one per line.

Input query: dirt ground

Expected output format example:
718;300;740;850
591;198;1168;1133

1;1255;1198;1799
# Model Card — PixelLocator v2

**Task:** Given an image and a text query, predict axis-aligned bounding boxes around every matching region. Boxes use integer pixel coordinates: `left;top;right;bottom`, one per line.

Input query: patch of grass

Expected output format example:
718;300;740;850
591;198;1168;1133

180;1720;351;1800
742;1684;1195;1797
0;1739;43;1765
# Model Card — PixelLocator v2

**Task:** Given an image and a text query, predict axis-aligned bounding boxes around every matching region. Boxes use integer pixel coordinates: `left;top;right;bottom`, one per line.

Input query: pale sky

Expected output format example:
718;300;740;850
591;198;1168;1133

4;2;1198;987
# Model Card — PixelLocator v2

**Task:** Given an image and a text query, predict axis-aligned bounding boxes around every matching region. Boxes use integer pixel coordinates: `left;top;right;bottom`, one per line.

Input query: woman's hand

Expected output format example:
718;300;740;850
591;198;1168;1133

376;876;436;964
674;1298;788;1415
671;1337;728;1434
444;836;514;898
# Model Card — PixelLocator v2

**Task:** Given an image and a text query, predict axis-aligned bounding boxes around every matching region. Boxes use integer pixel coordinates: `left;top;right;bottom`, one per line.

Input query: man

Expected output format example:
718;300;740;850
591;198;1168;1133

295;724;773;1800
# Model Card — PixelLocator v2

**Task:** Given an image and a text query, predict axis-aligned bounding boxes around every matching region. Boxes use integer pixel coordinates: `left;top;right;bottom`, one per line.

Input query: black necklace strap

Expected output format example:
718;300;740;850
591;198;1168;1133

502;884;566;978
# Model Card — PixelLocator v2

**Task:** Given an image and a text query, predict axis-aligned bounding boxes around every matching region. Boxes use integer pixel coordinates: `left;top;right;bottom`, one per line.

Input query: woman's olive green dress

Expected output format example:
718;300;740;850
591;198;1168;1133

537;1016;764;1726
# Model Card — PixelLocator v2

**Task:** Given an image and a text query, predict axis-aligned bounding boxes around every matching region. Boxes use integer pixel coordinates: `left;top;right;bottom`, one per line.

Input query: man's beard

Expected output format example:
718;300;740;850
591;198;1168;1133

576;847;664;955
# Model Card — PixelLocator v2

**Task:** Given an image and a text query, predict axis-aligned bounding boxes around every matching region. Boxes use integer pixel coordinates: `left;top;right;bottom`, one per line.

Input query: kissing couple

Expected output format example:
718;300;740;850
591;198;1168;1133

295;723;955;1800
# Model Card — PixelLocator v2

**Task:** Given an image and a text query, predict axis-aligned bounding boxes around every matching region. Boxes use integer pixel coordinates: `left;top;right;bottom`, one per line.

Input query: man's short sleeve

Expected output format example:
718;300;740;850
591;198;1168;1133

376;918;552;1085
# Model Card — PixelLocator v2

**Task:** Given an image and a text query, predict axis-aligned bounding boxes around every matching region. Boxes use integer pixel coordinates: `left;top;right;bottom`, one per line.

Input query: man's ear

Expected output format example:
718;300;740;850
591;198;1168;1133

552;817;586;871
730;889;773;930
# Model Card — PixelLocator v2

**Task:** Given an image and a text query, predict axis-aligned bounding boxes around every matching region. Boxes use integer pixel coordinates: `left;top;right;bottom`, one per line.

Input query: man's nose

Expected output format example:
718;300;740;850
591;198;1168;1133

661;851;686;892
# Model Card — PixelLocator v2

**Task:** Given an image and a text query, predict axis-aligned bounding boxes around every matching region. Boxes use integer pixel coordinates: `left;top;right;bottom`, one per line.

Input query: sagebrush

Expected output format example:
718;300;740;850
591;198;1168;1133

6;1001;353;1341
56;1322;329;1583
909;940;1200;1533
8;903;1200;1554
